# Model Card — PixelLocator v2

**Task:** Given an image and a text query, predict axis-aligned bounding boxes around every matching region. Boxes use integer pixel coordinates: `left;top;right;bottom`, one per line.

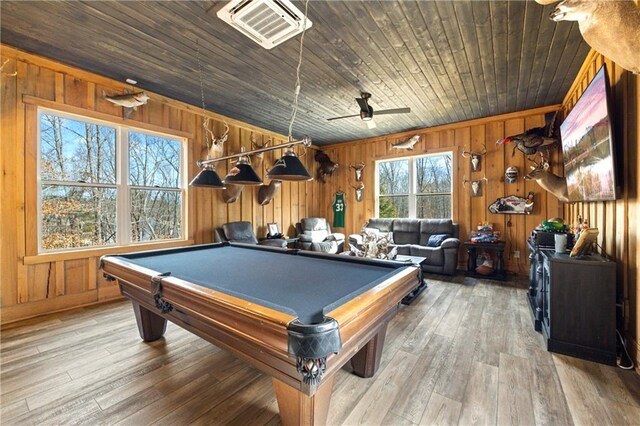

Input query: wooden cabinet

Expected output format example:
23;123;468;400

535;250;616;365
526;240;544;331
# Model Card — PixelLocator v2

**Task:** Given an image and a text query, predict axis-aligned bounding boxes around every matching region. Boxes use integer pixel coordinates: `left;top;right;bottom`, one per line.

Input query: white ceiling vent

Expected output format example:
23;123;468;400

217;0;312;50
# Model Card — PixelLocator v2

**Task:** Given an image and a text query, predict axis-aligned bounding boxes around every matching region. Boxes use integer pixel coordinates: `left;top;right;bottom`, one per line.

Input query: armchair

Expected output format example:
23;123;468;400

214;221;287;248
295;218;345;254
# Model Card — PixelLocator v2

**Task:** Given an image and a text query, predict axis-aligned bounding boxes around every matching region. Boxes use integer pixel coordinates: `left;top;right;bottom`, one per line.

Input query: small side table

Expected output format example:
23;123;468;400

464;241;506;281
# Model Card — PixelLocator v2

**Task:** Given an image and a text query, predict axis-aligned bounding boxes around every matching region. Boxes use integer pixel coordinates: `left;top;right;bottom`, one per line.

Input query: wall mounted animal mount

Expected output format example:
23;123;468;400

349;162;365;181
102;90;149;119
203;120;229;159
222;183;243;204
391;134;420;150
496;112;558;158
524;155;569;202
250;134;270;169
462;142;487;172
536;0;640;74
350;181;365;202
1;59;17;77
258;180;281;206
463;175;488;197
315;150;338;183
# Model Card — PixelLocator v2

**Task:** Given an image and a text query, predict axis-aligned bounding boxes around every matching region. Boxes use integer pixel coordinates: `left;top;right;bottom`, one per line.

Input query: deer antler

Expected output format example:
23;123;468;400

350;181;365;190
461;142;487;157
349;162;365;171
1;59;17;77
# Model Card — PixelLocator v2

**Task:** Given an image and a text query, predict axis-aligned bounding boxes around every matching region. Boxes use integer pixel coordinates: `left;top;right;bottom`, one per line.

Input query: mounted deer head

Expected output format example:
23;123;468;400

463;175;488;197
350;181;365;202
258;180;281;206
462;143;487;172
524;154;570;202
250;134;270;169
349;162;365;181
204;120;229;159
535;0;640;74
222;184;243;204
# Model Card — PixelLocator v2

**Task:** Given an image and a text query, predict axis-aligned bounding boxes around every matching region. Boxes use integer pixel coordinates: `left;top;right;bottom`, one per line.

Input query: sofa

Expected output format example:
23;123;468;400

349;218;460;275
295;217;345;254
214;221;287;248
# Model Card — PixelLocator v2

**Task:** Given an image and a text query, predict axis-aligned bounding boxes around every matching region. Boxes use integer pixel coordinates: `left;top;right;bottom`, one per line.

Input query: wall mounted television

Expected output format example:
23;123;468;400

560;64;617;202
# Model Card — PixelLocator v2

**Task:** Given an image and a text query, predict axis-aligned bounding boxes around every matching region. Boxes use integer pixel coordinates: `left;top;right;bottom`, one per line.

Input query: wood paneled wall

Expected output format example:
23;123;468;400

561;50;639;368
317;105;563;274
0;45;320;324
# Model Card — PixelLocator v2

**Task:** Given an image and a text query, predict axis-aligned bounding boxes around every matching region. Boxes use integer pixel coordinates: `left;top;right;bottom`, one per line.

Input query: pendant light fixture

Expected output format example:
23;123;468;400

191;0;313;187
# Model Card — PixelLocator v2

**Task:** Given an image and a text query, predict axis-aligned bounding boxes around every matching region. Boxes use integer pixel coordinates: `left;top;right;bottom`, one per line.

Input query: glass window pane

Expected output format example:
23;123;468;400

131;189;182;242
41;185;116;250
416;154;452;194
129;132;181;187
379;196;409;218
417;195;452;219
40;113;116;184
378;160;409;195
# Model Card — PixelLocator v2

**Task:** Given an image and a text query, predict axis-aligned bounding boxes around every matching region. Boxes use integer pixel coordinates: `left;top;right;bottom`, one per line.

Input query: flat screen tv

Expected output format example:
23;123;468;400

560;64;617;202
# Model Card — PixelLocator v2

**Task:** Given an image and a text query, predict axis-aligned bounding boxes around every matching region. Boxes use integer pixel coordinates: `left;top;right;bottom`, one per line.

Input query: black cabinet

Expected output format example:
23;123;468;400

534;250;616;365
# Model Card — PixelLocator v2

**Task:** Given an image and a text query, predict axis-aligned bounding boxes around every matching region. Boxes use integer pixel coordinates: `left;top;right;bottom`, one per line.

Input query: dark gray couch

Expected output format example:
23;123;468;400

349;218;460;275
214;221;287;248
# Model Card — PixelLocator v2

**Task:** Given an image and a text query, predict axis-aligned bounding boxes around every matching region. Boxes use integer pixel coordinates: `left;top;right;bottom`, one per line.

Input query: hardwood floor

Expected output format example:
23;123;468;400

1;276;639;425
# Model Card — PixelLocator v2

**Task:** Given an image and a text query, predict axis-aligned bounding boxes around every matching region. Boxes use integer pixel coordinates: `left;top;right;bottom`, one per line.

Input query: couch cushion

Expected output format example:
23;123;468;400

410;246;444;266
301;217;329;232
391;219;421;244
420;219;454;243
366;218;394;232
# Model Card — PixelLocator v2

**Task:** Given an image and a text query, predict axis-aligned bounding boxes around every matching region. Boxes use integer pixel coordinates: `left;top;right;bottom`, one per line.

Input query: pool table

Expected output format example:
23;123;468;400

100;242;420;425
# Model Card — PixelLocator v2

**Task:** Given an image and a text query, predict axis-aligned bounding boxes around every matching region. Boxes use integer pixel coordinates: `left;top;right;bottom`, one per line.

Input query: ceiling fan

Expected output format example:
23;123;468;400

327;92;411;129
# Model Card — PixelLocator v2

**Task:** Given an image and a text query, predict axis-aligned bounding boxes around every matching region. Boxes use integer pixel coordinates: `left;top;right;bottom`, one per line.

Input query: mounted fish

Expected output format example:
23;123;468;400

391;134;420;151
496;112;558;158
102;90;149;119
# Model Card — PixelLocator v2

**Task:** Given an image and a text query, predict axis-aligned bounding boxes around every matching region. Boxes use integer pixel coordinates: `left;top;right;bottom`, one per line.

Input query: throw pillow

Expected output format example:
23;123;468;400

426;234;449;247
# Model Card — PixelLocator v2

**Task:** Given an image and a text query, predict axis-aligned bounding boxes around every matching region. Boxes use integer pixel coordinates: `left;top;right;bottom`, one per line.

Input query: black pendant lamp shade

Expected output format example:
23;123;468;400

189;164;225;188
223;156;263;186
267;149;313;181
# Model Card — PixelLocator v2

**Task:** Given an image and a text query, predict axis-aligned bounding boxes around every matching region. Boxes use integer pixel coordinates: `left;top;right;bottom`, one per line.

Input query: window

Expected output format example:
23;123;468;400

38;109;186;252
376;152;452;219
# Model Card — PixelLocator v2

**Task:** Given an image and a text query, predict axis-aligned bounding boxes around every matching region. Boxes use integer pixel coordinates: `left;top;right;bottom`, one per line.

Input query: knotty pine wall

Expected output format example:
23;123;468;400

0;45;320;324
317;105;563;275
561;50;639;368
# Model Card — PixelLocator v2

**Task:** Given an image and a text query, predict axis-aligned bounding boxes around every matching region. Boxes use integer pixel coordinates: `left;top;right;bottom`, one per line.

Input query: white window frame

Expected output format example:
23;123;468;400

37;107;188;254
374;151;453;219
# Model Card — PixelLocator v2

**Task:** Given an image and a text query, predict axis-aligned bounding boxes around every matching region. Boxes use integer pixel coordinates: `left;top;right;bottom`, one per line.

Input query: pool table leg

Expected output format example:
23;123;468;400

350;324;387;378
272;375;335;426
131;301;167;342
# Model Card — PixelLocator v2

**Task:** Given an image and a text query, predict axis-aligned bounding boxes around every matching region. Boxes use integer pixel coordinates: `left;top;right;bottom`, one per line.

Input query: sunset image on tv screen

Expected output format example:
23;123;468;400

560;66;616;202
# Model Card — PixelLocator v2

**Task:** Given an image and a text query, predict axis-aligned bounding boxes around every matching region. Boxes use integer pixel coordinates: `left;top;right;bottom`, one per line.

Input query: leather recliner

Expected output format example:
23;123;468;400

214;221;287;248
295;218;345;254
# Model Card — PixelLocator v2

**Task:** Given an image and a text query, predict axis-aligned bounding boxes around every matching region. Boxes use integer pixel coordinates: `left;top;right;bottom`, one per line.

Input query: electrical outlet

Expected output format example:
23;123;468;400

513;250;520;259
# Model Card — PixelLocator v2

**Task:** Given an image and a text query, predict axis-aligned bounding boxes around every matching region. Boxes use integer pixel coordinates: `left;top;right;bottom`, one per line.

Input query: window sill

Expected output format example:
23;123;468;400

23;239;195;265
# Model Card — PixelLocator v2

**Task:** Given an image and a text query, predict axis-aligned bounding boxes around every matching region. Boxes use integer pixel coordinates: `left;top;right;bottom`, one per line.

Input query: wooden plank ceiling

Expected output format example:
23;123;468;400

0;0;589;145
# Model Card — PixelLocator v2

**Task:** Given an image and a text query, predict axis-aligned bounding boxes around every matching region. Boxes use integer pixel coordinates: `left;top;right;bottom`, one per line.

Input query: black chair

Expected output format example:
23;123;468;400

214;221;287;248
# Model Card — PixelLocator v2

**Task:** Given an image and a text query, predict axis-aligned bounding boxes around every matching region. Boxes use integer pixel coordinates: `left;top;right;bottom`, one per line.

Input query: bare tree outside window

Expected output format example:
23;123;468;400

377;153;452;219
39;111;184;252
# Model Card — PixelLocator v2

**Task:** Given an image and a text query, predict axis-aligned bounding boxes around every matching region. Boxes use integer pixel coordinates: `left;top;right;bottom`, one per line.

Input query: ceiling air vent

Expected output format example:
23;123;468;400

217;0;312;50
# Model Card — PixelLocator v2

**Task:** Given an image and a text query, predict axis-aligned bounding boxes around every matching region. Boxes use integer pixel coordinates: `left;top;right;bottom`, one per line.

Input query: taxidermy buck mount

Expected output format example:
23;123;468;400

524;153;570;203
223;133;269;204
315;150;338;183
463;175;488;197
496;112;558;158
462;142;487;172
536;0;640;74
350;181;365;202
349;162;365;181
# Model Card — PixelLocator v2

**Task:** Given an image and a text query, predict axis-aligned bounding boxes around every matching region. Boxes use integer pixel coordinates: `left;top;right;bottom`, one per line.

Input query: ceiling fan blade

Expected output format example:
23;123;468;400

374;107;411;116
366;120;377;129
327;113;361;121
355;97;369;111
